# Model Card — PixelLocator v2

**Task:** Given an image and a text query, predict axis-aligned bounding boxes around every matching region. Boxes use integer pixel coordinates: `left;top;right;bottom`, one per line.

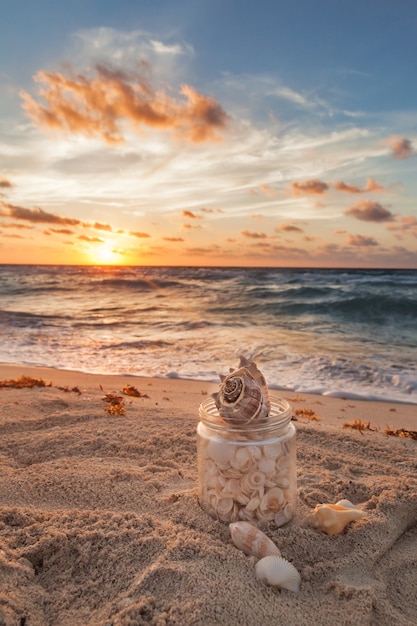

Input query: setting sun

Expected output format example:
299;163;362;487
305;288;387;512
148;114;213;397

91;241;122;265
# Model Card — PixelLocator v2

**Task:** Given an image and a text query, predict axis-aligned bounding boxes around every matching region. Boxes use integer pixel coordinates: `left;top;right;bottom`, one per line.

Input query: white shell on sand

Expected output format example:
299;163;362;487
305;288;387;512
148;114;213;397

229;521;281;559
255;555;301;593
309;502;367;535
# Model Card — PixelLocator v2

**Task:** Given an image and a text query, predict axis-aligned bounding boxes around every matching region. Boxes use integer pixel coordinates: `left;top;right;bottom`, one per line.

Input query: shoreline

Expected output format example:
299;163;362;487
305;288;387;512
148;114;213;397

1;362;416;625
1;362;416;432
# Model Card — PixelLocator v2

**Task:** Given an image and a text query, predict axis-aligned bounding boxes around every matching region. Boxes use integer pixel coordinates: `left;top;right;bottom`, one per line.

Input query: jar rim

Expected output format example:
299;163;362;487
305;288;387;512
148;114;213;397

199;393;292;433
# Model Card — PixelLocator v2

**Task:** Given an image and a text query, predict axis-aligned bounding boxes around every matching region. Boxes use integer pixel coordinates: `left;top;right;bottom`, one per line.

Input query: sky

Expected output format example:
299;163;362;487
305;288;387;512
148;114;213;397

0;0;416;268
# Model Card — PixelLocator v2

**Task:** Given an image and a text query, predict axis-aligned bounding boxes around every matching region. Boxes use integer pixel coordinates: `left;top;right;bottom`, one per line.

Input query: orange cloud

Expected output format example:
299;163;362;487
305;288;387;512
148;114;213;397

276;224;304;233
129;231;151;238
92;221;113;232
259;184;276;197
386;215;417;235
182;210;202;219
0;222;33;230
344;200;394;222
0;178;13;189
334;178;386;194
182;223;201;230
162;236;184;242
21;65;230;144
49;228;75;235
399;216;417;227
1;232;27;239
388;135;414;160
200;207;224;213
0;201;82;226
346;234;379;247
78;235;104;243
241;230;268;239
288;179;328;196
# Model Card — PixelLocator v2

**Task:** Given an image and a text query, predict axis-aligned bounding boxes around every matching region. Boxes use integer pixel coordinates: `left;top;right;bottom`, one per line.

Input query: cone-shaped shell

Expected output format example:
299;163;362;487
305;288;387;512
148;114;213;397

255;555;301;592
229;521;281;559
309;503;367;535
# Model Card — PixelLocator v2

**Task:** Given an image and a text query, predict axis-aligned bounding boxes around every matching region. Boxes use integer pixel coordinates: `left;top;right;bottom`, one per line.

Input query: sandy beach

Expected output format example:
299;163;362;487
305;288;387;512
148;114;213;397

0;363;416;626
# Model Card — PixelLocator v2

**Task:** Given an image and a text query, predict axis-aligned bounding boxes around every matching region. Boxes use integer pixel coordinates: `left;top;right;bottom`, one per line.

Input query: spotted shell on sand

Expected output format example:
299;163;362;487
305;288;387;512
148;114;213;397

212;356;270;426
309;500;367;535
229;521;281;559
255;555;301;593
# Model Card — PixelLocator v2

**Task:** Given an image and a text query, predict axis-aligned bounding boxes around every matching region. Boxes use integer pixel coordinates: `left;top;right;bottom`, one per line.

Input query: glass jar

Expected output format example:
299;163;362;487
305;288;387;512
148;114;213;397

197;394;296;527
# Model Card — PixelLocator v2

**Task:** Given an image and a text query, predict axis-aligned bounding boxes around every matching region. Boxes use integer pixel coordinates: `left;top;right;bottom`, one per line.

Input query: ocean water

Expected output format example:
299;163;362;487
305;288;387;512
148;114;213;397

0;264;416;403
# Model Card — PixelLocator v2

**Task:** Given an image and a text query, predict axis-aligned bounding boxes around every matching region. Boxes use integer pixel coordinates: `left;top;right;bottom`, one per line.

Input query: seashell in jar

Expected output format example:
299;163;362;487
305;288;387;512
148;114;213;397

245;494;262;513
230;446;255;472
240;470;266;495
220;478;241;499
257;456;276;475
238;508;256;522
258;487;285;521
263;441;282;459
255;555;301;592
274;504;293;528
216;496;238;522
212;357;270;426
229;521;281;559
308;502;366;535
205;439;235;469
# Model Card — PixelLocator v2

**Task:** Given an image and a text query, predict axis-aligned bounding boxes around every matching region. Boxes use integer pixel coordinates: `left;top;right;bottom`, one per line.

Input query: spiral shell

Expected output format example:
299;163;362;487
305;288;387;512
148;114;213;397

212;357;270;425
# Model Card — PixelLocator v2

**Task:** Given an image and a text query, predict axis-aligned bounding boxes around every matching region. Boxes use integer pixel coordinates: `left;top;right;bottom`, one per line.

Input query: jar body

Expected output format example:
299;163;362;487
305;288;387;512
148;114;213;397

197;395;296;527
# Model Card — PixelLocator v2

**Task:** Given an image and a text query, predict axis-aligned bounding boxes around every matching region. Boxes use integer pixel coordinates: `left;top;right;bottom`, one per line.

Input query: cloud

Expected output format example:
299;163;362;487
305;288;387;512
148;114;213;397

129;231;152;238
0;222;33;230
182;223;201;230
21;64;230;144
162;236;184;242
78;235;104;243
346;234;379;247
259;184;276;197
0;201;82;226
388;135;414;159
333;178;386;194
0;178;13;189
241;230;268;239
276;224;304;233
92;221;113;232
344;200;394;222
0;232;27;239
386;215;417;236
399;215;417;227
182;210;202;219
150;40;188;56
48;228;75;235
288;179;329;196
273;86;309;106
200;207;224;213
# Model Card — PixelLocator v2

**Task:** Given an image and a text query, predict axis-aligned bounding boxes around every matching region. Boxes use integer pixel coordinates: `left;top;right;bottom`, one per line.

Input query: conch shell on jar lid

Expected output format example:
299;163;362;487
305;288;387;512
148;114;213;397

212;356;270;426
